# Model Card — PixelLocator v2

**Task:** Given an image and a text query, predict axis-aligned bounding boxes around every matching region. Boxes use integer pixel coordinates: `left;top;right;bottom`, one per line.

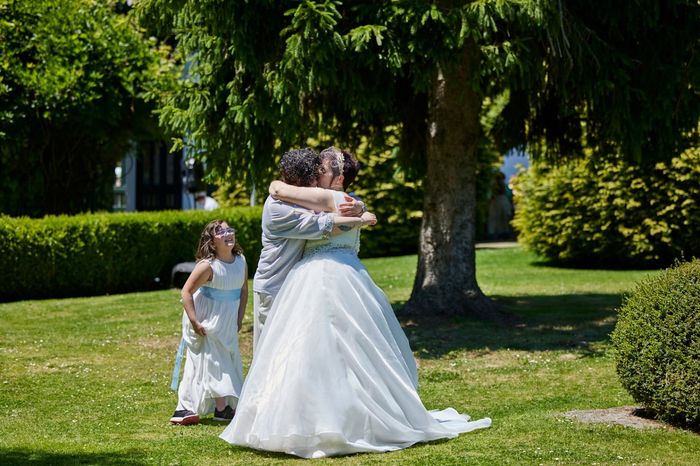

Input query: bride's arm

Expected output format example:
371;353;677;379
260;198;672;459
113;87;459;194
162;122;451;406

332;211;377;234
269;181;337;212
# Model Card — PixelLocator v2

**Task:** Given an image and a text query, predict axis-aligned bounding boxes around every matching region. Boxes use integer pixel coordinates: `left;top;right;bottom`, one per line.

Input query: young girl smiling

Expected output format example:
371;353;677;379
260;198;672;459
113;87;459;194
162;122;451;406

170;220;248;425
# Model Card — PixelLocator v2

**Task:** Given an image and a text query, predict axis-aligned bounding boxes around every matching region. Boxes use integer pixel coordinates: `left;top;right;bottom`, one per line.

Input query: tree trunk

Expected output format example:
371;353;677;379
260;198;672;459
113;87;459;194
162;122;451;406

404;40;505;321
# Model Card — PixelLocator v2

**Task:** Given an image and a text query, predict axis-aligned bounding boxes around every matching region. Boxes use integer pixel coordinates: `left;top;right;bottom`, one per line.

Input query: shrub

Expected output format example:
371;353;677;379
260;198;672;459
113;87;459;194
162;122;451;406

512;147;700;267
0;208;262;302
611;259;700;429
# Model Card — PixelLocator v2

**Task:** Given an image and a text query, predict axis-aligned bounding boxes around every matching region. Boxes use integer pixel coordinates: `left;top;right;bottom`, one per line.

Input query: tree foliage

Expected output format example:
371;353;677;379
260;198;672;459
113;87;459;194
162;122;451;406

0;0;173;217
137;1;698;184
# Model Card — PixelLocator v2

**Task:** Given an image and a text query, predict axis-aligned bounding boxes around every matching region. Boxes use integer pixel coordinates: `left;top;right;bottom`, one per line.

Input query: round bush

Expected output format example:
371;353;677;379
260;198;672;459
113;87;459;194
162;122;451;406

611;259;700;428
512;147;700;267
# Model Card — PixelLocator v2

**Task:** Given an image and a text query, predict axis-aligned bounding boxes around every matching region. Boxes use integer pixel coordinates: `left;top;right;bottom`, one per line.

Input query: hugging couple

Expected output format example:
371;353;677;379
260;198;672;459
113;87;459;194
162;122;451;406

220;146;491;458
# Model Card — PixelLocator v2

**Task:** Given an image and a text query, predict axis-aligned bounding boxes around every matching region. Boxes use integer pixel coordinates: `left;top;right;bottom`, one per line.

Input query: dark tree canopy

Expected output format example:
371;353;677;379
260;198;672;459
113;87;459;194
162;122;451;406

139;1;698;177
136;0;699;318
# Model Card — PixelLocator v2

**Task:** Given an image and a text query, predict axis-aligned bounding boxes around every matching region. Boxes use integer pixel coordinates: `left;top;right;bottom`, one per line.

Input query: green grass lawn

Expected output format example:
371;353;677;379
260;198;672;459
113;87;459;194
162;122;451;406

1;247;698;465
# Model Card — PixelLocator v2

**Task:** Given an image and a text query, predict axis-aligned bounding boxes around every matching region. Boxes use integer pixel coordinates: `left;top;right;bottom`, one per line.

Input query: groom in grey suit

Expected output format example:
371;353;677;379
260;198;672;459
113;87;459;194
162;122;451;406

252;148;364;350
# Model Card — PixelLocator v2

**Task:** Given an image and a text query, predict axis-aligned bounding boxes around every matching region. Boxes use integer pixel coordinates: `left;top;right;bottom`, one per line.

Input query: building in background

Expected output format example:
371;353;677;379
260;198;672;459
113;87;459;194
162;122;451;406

113;141;198;212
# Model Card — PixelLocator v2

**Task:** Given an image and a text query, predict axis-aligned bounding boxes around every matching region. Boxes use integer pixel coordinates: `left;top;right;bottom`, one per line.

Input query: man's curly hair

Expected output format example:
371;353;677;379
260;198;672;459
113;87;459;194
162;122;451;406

279;148;321;187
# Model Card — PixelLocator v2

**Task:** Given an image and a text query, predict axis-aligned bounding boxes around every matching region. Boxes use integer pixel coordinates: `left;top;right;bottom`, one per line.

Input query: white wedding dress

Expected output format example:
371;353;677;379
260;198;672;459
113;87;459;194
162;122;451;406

220;192;491;458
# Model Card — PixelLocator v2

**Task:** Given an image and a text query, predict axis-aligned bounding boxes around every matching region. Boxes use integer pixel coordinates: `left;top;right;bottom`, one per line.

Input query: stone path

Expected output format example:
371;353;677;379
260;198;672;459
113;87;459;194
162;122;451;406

475;241;520;249
563;406;666;430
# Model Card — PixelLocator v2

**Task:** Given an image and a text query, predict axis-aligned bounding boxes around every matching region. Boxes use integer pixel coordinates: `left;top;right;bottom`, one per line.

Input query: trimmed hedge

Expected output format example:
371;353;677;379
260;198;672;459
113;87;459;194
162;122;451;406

0;204;420;301
611;259;700;429
512;147;700;267
0;208;262;302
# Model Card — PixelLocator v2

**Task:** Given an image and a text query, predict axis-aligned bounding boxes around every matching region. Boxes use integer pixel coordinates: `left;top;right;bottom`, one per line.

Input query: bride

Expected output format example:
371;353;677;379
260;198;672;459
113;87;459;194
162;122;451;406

219;148;491;458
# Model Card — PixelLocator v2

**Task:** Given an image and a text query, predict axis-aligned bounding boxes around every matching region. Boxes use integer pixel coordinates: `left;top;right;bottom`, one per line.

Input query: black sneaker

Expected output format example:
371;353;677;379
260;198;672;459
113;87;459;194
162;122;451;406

213;405;235;421
170;409;200;425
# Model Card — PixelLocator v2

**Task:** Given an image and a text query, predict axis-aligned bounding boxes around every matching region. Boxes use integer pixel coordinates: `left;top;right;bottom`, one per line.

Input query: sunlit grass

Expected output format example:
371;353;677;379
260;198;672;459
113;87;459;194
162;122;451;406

1;247;698;465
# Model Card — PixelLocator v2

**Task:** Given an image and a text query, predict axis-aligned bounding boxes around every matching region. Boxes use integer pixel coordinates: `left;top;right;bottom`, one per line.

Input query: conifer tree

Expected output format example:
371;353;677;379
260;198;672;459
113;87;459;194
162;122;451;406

136;0;699;319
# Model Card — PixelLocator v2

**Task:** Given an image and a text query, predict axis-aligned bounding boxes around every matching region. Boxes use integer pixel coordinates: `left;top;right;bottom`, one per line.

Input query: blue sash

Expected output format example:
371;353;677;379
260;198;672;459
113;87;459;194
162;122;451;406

198;286;241;301
170;338;186;391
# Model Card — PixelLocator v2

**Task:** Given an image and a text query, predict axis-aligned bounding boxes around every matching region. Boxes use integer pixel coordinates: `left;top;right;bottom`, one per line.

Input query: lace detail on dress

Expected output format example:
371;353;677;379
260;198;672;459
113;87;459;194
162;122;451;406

303;242;358;259
319;214;334;239
303;191;361;258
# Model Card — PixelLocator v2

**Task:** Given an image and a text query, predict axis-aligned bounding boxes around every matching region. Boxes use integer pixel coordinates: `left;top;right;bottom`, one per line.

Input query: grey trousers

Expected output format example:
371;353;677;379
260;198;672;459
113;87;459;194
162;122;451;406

253;291;274;353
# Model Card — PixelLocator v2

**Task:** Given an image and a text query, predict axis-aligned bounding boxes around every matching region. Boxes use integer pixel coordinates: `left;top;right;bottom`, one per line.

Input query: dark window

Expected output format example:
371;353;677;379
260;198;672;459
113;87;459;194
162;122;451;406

136;141;183;211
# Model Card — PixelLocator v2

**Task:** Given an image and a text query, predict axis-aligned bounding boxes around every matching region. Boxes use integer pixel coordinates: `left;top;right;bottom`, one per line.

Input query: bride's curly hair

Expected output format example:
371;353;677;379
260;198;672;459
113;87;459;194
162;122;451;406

279;148;321;187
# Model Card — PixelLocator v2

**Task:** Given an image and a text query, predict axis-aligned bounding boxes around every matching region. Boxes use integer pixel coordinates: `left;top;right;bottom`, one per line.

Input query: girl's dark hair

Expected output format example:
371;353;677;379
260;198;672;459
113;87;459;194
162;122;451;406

195;219;244;261
279;148;321;187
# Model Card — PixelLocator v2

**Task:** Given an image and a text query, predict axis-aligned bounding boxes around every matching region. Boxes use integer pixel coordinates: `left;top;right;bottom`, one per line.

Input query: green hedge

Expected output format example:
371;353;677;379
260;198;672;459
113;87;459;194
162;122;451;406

0;203;421;301
512;147;700;267
0;208;262;302
611;259;700;429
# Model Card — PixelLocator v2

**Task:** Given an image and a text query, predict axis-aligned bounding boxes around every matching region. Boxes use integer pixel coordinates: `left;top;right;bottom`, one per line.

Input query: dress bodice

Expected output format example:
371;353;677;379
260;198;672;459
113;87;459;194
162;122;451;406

303;192;360;258
202;256;246;291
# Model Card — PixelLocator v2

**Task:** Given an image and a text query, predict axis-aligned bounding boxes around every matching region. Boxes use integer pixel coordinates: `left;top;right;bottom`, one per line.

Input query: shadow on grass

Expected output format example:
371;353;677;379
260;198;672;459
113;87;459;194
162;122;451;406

397;293;624;358
528;257;663;271
0;448;147;465
225;437;455;461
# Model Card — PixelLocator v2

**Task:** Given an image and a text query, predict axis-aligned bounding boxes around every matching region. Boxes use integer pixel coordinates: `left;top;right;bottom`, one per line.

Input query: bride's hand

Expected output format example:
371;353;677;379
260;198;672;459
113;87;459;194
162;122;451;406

361;211;377;226
338;195;365;217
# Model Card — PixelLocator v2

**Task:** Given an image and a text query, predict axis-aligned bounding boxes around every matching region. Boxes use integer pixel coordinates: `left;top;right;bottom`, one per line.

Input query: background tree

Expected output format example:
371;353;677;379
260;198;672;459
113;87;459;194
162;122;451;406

0;0;172;216
136;0;699;319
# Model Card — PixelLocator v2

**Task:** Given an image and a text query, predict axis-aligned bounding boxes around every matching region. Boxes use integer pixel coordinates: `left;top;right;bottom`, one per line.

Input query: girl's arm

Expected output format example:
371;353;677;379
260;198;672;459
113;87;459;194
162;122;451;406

269;181;336;212
180;260;213;336
237;264;248;333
